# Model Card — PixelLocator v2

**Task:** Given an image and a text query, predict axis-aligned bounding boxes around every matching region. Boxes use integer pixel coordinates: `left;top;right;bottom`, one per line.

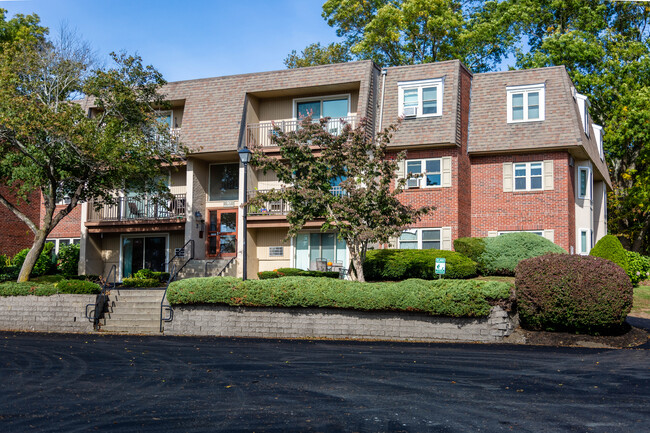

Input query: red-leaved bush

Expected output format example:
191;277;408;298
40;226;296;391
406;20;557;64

515;254;633;334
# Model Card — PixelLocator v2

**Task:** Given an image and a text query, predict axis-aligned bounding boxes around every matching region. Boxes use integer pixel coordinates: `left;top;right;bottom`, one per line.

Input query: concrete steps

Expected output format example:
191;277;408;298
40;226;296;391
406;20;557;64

98;289;165;334
176;258;237;280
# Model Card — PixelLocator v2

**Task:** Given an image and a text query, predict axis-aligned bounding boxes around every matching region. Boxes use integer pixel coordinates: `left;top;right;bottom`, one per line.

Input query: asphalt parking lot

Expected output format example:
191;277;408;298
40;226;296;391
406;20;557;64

0;331;648;432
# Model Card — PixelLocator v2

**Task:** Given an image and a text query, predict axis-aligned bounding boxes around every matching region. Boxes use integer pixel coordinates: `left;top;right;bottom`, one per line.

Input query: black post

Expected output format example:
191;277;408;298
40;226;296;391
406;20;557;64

242;161;248;281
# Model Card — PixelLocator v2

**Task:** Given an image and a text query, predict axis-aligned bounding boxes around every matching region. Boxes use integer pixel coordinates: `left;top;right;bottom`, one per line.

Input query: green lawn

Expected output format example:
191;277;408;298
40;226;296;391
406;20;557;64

632;282;650;317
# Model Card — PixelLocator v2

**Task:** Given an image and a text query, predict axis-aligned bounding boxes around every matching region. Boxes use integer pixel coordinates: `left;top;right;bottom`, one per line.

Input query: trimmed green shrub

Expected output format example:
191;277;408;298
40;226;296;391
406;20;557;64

258;268;339;280
589;234;629;273
515;254;633;334
122;278;164;288
453;237;486;263
363;249;477;281
167;276;512;318
132;269;170;283
626;251;650;285
480;233;566;276
0;282;58;296
56;243;80;276
55;279;101;294
66;274;101;283
0;254;8;274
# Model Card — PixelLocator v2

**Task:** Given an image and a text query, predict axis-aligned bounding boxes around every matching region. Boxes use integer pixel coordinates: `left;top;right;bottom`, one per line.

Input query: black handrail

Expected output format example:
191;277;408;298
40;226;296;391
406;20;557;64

216;257;236;277
160;239;194;332
85;264;116;327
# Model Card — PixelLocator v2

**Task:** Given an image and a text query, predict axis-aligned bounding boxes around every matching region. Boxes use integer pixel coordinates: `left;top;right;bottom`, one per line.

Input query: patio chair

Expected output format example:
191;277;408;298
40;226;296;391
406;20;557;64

315;258;328;271
127;201;143;218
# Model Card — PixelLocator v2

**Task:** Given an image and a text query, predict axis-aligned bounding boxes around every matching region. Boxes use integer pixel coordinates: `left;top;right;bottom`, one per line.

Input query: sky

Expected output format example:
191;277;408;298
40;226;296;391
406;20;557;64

1;0;342;82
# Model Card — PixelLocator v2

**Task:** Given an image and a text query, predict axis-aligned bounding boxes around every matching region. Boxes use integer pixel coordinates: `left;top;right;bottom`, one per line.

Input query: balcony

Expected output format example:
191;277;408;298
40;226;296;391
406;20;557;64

87;194;186;224
246;116;357;148
246;186;345;217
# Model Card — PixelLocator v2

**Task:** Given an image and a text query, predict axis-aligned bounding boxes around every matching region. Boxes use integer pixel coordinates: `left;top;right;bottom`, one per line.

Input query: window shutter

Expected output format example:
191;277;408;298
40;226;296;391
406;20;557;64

543;160;554;191
487;231;498;237
395;159;405;188
442;157;452;187
543;229;554;243
503;162;513;192
441;227;452;250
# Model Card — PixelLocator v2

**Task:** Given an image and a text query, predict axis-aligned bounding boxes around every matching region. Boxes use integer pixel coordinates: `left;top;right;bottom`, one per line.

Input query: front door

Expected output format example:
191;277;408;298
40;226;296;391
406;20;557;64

122;236;167;279
207;209;237;257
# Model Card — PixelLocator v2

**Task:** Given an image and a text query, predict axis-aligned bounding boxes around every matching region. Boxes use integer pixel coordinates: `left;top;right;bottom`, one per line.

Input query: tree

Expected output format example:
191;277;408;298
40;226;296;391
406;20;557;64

285;0;511;71
284;42;352;68
0;8;47;47
0;30;184;281
248;117;432;282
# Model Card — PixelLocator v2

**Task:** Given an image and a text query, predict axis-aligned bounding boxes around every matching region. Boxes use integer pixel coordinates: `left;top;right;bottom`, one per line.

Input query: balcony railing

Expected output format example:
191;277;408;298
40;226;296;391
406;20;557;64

247;116;357;148
154;127;182;153
87;194;186;222
247;187;346;216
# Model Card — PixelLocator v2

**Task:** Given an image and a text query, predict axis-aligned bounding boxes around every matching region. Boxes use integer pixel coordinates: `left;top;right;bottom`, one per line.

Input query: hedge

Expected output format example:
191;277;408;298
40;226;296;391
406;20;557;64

515;254;633;334
480;233;566;275
258;268;339;280
167;276;512;318
122;278;165;288
363;249;477;281
453;237;486;263
0;279;100;296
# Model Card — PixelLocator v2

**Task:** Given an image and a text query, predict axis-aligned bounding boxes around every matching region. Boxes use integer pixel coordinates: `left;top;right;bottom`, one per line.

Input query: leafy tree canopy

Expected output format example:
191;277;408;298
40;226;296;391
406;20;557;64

249;117;432;282
284;42;352;68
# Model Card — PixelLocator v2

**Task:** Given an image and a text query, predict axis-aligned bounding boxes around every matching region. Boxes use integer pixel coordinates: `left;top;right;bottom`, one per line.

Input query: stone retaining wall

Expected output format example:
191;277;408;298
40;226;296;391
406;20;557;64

164;305;517;343
0;295;95;333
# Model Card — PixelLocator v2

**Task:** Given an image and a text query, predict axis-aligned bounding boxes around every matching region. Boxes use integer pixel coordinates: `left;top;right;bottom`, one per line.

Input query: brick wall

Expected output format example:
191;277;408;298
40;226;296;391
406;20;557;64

0;189;41;256
470;151;573;251
41;201;82;240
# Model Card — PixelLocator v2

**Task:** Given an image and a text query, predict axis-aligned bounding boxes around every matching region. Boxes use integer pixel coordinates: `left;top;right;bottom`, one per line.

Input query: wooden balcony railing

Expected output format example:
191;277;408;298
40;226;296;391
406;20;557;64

246;116;357;148
87;194;186;222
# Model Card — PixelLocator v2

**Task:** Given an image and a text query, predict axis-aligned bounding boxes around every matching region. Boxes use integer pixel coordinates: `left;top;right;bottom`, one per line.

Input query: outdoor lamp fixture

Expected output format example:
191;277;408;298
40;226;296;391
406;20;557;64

238;147;252;281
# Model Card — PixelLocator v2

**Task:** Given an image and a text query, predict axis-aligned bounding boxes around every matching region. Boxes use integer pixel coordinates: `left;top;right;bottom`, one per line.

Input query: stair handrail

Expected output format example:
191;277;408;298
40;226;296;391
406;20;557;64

160;239;194;332
85;264;116;326
204;256;221;277
216;257;236;277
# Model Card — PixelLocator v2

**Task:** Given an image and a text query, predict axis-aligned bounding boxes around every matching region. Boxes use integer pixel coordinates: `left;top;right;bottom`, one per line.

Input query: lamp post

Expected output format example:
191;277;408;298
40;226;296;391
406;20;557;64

238;147;252;281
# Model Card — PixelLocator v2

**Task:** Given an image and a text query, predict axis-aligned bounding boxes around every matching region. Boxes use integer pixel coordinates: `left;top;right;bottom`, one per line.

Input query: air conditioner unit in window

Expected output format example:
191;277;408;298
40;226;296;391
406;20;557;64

406;177;420;189
403;106;417;118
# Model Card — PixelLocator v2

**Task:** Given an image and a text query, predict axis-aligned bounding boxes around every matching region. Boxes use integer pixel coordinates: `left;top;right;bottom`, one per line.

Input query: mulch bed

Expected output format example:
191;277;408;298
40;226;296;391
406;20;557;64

519;323;649;349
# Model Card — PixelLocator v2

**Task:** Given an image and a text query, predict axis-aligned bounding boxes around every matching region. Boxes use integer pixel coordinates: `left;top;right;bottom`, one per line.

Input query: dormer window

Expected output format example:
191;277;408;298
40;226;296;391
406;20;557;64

398;78;444;118
575;93;590;137
507;84;545;123
592;124;604;160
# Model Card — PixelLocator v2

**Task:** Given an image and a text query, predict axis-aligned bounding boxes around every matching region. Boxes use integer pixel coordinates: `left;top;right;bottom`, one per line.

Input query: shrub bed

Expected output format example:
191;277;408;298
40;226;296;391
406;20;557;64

0;279;100;296
167;277;511;318
258;268;339;279
480;233;566;275
626;251;650;285
363;249;477;281
453;237;486;263
122;277;164;288
515;254;633;334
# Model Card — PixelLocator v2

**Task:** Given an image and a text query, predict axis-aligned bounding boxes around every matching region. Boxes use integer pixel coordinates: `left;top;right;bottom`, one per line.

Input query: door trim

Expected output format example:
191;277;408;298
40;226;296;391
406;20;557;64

206;208;239;258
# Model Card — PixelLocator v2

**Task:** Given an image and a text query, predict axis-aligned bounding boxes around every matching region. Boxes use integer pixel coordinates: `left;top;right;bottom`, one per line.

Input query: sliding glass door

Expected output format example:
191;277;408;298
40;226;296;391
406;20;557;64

122;236;167;279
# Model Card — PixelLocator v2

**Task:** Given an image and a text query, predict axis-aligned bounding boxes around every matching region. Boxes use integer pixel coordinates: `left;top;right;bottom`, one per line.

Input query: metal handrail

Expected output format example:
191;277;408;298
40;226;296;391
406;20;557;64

216;257;236;277
160;239;195;332
85;264;116;326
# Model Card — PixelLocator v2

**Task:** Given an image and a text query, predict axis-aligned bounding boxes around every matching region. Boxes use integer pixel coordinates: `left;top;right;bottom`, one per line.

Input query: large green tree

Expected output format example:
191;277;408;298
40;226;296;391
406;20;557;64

0;26;183;281
249;117;432;282
284;42;352;68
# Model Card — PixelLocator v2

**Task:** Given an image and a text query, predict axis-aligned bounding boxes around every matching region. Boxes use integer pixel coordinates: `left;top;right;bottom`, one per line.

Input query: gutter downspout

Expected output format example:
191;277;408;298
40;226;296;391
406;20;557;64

377;69;387;134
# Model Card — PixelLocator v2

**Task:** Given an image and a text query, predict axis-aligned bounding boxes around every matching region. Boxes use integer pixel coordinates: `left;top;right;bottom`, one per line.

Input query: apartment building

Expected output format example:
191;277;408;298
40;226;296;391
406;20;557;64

60;59;608;281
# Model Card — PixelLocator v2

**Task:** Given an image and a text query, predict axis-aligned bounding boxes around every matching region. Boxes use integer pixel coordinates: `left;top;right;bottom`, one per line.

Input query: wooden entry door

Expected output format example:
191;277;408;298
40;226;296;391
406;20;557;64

207;209;237;257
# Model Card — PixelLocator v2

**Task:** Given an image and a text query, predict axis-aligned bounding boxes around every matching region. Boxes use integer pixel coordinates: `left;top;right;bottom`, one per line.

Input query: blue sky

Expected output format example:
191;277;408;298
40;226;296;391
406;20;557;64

1;0;341;81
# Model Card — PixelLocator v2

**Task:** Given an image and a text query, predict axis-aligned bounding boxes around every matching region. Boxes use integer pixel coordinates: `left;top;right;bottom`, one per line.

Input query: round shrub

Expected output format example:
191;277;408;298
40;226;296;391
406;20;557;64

55;279;101;294
589;235;629;273
363;249;477;281
625;251;650;285
453;237;486;263
515;254;633;334
480;233;566;276
56;243;80;276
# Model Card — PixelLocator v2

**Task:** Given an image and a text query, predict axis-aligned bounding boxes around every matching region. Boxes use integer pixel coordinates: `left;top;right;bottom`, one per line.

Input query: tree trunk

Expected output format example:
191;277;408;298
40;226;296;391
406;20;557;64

632;215;650;253
348;246;365;282
17;230;48;282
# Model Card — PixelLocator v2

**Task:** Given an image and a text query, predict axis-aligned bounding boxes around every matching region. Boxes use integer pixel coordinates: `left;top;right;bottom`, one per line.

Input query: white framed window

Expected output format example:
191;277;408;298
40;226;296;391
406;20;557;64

45;238;80;255
507;84;545;123
575;94;590;136
578;228;592;255
399;229;441;250
398;78;444;118
406;158;442;188
497;230;544;236
578;167;591;200
592;124;604;160
209;163;239;202
293;94;351;120
513;162;543;191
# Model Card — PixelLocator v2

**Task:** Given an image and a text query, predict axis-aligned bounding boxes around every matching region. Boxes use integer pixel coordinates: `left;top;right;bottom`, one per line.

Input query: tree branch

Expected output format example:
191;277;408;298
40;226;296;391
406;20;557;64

0;192;38;234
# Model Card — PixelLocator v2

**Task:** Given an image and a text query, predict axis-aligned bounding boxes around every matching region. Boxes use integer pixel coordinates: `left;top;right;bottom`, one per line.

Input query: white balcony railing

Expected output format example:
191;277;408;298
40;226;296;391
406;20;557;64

246;116;357;148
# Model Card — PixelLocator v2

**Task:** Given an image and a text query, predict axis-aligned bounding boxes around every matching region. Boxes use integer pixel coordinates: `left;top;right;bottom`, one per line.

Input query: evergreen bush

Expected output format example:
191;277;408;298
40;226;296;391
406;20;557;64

363;249;477;281
55;279;101;294
480;233;566;275
625;251;650;285
453;237;486;263
589;234;629;274
515;254;633;334
258;268;339;279
56;243;80;276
